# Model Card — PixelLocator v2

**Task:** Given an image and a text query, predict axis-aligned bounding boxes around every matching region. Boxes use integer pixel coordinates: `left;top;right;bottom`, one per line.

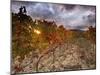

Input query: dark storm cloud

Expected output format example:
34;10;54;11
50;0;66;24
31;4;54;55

62;4;76;10
11;1;96;30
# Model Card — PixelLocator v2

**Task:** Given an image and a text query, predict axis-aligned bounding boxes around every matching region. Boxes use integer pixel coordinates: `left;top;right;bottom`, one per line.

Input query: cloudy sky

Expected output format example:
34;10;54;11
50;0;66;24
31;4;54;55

11;1;96;30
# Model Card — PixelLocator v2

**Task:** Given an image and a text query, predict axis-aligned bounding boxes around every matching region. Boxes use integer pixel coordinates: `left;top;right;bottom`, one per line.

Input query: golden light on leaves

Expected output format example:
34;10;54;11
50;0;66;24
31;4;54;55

34;29;41;34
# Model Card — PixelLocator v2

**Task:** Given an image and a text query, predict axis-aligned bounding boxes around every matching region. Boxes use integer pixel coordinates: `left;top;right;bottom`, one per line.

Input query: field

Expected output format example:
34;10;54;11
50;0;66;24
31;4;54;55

11;13;96;74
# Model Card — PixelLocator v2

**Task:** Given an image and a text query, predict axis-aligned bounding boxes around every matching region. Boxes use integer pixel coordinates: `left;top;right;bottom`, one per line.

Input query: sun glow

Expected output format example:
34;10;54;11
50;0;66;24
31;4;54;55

34;29;41;34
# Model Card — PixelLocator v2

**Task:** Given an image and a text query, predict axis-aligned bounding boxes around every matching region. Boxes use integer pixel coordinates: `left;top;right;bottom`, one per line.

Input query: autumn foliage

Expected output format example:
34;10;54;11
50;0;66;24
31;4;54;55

12;12;96;74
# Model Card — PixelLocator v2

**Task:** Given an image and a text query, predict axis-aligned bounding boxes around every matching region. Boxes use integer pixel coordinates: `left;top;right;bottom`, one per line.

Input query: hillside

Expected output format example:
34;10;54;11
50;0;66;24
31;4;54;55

11;12;96;74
